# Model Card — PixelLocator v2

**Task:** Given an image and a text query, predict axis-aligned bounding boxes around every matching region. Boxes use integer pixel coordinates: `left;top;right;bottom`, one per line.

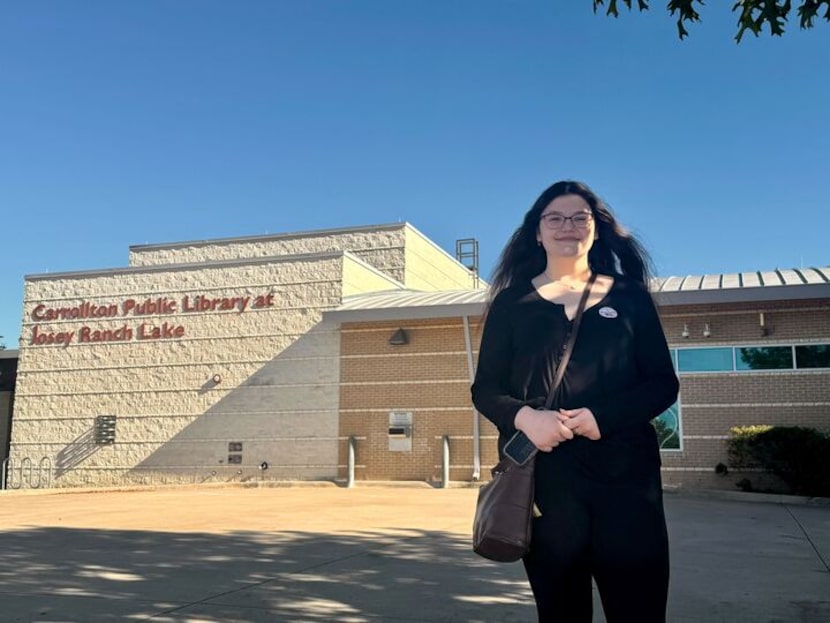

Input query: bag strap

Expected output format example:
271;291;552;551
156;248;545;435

543;272;597;410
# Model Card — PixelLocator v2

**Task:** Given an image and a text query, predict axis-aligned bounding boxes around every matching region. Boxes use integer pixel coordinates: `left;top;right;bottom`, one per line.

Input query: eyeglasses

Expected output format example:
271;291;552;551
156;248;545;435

539;212;593;229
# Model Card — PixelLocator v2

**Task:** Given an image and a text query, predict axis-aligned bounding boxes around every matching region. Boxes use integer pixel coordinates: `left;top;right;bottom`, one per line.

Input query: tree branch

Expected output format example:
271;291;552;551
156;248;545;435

592;0;830;41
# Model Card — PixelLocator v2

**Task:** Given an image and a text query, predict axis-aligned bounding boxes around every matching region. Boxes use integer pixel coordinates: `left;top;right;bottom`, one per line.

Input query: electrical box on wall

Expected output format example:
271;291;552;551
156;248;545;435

94;415;117;445
388;410;413;451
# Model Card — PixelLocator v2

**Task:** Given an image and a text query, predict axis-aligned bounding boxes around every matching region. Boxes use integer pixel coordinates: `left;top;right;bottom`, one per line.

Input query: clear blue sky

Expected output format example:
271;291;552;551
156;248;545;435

1;1;828;348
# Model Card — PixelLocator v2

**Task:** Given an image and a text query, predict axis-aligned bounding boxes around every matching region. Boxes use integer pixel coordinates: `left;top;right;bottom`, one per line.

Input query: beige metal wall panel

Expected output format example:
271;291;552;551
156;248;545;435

341;253;404;297
403;225;479;291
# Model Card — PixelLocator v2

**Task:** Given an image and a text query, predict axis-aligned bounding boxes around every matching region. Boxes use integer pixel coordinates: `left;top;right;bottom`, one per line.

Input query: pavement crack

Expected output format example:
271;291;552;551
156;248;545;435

785;504;830;573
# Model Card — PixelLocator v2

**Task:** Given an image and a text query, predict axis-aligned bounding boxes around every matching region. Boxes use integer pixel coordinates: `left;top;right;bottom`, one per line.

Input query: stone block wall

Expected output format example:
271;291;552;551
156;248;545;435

128;225;410;285
12;254;346;487
128;223;479;292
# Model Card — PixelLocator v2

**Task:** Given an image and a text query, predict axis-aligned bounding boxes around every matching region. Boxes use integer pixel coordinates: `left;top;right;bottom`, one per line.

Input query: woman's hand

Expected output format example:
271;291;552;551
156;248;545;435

514;406;574;452
559;407;602;440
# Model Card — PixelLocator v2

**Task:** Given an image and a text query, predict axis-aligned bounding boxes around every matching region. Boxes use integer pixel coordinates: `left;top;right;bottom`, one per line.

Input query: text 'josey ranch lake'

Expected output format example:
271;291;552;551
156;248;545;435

29;293;276;346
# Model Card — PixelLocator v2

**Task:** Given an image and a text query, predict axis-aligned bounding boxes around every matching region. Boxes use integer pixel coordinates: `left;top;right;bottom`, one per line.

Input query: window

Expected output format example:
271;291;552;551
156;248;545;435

677;348;733;372
796;345;830;369
654;402;680;450
677;343;830;373
735;347;793;371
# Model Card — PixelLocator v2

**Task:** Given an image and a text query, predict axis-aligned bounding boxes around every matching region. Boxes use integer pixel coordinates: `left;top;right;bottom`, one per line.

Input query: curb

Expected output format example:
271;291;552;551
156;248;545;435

3;481;827;505
0;479;341;496
664;487;830;507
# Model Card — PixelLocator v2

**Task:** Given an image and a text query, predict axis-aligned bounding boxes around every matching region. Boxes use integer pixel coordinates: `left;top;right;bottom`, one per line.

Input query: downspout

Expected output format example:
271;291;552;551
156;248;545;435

462;315;481;480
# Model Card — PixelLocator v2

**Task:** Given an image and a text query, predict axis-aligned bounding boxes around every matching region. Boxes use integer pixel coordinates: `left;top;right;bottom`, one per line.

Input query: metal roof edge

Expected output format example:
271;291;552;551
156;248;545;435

653;283;830;306
325;301;486;323
326;282;830;324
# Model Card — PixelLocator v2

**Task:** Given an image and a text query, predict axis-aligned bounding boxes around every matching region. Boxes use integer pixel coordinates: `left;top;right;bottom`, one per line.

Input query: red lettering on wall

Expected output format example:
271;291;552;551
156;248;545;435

31;325;74;347
78;325;134;343
31;302;119;322
122;298;177;316
138;323;185;340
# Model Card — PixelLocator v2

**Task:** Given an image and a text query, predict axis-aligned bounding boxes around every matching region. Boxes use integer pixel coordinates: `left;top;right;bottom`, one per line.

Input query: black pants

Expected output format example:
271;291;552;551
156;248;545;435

522;470;669;622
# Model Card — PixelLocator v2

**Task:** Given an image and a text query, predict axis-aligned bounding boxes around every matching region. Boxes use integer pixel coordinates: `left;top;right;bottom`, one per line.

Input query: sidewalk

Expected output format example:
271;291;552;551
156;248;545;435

0;485;827;622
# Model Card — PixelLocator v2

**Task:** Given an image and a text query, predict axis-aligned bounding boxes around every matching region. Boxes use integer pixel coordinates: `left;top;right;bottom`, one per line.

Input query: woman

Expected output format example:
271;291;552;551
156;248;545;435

471;180;679;622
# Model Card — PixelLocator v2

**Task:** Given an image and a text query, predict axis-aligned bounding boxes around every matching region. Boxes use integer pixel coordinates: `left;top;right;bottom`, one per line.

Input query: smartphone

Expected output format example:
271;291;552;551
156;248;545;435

503;430;538;466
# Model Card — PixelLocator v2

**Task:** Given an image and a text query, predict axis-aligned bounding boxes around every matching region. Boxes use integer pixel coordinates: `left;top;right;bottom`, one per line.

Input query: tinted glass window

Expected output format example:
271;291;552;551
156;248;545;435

736;347;793;370
795;344;830;369
654;403;680;450
677;348;733;372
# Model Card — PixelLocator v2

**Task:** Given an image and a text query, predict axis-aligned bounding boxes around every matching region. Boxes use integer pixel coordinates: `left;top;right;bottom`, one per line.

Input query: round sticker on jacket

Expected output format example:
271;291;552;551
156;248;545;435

598;306;618;319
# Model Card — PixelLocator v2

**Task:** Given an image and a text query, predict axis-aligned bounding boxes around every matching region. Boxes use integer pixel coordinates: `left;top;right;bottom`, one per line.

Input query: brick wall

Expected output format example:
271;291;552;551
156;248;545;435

337;318;498;483
339;298;830;491
660;298;830;491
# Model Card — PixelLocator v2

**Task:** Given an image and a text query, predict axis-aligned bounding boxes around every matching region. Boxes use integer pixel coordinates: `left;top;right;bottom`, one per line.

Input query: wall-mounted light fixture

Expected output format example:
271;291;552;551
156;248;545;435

759;312;773;337
212;373;222;384
388;328;409;346
681;323;690;339
702;323;711;338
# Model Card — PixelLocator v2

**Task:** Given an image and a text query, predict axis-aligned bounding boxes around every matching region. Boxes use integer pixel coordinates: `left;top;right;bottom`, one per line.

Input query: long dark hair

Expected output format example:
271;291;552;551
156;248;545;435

489;180;654;300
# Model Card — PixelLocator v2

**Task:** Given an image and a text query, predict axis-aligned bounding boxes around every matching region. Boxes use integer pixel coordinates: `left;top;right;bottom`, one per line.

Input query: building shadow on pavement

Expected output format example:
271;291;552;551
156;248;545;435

0;527;535;622
2;496;829;622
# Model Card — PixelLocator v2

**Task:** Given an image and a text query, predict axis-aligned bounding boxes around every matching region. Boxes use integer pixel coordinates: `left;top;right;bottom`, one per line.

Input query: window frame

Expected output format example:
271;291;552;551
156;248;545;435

794;343;830;370
655;398;683;453
665;342;829;454
733;345;795;372
674;342;830;374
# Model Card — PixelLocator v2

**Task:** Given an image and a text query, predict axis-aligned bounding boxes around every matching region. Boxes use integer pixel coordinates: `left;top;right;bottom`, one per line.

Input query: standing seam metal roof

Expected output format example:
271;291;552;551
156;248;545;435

651;267;829;291
330;267;830;319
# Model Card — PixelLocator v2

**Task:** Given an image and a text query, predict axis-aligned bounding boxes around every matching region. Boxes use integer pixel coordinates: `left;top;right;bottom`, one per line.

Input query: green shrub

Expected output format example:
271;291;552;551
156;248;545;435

727;425;773;468
727;425;830;497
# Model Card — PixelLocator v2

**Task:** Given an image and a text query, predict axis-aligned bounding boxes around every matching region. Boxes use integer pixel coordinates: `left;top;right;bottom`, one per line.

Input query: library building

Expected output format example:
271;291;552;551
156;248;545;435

2;223;828;492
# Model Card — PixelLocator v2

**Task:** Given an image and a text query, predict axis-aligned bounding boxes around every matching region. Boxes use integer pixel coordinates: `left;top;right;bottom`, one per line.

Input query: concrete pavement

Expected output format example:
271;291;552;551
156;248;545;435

0;485;827;622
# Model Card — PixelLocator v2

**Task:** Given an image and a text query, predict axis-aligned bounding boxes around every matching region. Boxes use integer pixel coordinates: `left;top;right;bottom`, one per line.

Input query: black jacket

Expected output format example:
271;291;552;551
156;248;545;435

471;276;679;483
